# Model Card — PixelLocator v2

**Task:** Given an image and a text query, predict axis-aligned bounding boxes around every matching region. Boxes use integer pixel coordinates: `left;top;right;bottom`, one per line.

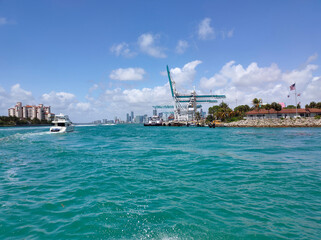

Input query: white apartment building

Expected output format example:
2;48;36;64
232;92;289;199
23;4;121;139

8;102;54;121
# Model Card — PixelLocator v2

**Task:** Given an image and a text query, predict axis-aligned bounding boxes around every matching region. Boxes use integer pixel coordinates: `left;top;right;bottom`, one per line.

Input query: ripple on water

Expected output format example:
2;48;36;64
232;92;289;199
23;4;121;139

0;125;321;239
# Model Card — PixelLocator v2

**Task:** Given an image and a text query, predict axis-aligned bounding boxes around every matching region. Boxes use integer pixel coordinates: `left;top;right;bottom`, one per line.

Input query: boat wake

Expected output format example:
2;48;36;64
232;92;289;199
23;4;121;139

0;131;51;142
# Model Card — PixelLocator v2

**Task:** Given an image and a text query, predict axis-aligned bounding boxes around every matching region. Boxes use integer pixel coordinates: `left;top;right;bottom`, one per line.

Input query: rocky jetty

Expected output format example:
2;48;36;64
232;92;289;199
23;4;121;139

221;117;321;127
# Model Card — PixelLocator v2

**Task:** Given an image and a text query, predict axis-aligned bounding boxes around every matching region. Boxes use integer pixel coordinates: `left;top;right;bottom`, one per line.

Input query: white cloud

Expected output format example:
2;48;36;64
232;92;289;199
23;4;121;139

0;17;8;26
199;60;321;108
138;33;166;58
10;84;34;102
110;42;135;57
306;53;318;64
198;18;234;40
89;84;99;93
109;68;146;81
282;64;317;86
176;40;189;54
198;18;215;40
169;60;202;90
303;76;321;102
222;29;234;39
200;61;282;92
0;84;35;115
74;102;91;111
40;91;95;122
227;29;234;38
41;91;77;110
96;84;172;118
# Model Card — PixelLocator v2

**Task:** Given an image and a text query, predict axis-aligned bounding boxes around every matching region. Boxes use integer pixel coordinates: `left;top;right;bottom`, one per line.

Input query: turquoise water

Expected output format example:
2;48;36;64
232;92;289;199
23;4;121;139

1;125;321;239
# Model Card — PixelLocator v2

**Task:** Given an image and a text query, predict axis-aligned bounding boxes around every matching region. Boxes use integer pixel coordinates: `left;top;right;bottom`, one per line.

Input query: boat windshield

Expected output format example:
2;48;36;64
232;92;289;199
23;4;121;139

57;123;65;127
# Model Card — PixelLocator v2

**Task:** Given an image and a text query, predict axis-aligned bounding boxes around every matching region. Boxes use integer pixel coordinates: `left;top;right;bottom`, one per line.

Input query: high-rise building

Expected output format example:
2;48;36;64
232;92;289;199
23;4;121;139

131;111;134;122
8;102;53;121
37;104;44;120
126;113;130;123
32;106;37;119
8;108;15;117
153;109;157;116
143;114;148;123
15;102;22;118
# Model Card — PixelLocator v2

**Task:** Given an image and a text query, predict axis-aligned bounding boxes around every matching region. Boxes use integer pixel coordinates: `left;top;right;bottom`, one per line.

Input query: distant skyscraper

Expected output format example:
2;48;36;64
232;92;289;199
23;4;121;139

126;113;130;123
153;109;157;116
131;111;134;122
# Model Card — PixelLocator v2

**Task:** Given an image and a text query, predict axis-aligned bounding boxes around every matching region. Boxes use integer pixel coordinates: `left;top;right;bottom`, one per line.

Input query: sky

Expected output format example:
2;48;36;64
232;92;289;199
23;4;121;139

0;0;321;122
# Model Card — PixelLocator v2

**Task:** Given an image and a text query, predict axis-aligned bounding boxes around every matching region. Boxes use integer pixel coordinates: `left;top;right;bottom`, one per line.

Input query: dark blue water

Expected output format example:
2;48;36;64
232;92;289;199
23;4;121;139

1;125;321;239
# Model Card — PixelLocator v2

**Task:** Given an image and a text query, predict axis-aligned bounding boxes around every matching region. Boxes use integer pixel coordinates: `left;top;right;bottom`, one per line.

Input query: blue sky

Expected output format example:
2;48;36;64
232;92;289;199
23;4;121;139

1;0;321;122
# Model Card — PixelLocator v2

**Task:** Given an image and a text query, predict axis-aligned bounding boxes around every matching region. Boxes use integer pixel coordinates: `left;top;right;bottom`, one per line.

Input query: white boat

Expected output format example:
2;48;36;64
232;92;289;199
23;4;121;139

50;114;74;133
144;116;163;126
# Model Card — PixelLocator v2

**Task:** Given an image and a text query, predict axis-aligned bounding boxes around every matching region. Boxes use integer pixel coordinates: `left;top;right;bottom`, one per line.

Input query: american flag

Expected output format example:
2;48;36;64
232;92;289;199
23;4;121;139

290;83;296;91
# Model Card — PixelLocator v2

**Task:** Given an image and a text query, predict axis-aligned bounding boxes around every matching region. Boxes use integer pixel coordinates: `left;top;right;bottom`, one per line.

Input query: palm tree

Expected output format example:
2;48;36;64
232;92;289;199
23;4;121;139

195;112;201;121
252;98;261;110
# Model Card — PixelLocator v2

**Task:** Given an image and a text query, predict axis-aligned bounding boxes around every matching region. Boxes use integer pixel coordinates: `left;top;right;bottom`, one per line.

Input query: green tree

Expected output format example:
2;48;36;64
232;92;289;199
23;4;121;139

208;102;233;122
234;105;250;117
217;102;232;121
252;98;261;110
206;114;214;122
285;105;296;109
208;105;220;119
31;118;41;124
195;112;201;121
309;101;317;108
271;102;282;111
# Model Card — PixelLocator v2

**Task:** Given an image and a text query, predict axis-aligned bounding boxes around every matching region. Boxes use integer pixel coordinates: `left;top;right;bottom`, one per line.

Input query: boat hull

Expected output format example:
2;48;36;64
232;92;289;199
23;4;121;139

50;126;74;133
144;123;163;126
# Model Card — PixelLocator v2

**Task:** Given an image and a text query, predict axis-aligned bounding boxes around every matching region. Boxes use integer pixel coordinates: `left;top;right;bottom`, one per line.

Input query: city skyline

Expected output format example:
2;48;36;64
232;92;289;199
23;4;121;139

1;1;321;122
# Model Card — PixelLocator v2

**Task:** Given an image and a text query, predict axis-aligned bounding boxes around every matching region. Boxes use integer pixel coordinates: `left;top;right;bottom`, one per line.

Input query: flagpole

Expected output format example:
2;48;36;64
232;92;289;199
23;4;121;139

295;83;298;116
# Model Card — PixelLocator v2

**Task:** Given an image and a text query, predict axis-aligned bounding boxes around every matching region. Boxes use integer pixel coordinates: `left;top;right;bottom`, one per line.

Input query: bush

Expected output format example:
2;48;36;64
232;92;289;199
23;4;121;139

315;115;321;119
226;116;243;123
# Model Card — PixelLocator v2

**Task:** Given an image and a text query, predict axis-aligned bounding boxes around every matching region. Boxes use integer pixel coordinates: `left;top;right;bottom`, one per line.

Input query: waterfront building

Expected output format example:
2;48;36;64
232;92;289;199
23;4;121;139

8;102;54;121
27;107;33;119
15;102;23;118
22;106;27;118
37;104;44;120
246;108;321;119
46;113;55;121
22;105;33;119
8;108;15;117
32;106;37;119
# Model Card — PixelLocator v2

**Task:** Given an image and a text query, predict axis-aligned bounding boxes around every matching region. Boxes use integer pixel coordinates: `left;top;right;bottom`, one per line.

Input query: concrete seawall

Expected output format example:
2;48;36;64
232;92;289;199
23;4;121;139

221;118;321;127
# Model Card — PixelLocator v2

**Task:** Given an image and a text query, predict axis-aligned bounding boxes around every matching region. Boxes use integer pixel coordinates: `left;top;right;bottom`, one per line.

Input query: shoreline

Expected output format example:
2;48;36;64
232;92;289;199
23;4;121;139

221;118;321;128
0;124;51;128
